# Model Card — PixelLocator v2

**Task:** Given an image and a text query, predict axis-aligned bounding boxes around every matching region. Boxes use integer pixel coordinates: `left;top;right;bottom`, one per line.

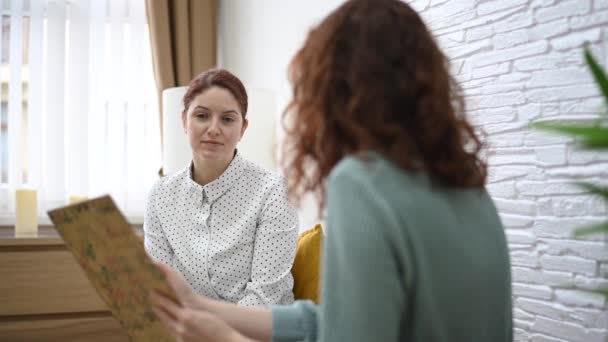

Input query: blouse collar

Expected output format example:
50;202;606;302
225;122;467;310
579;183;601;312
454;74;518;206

187;151;248;203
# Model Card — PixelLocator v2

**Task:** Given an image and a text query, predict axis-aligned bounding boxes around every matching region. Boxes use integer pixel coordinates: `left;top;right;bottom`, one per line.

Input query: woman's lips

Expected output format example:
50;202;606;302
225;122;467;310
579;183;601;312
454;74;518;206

202;140;223;145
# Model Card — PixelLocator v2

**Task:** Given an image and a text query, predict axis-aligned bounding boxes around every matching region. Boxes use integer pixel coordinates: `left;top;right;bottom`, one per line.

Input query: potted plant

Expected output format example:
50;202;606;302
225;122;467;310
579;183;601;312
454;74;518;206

533;44;608;297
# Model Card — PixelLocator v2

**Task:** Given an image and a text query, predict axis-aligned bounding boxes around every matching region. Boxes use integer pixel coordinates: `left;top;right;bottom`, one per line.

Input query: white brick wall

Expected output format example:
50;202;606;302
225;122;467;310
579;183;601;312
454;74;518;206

408;0;608;340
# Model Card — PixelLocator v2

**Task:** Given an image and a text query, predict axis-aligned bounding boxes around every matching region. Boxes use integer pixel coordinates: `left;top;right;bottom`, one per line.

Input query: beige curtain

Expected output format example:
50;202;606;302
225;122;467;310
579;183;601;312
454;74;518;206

145;0;217;153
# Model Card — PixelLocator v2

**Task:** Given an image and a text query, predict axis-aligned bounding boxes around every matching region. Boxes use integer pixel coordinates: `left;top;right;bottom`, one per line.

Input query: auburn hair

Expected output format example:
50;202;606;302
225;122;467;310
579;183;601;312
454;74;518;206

183;68;248;117
281;0;486;210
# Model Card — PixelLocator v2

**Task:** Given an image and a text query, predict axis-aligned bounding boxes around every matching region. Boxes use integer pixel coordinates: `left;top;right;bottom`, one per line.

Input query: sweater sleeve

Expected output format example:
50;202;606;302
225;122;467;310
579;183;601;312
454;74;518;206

317;162;407;342
271;300;319;342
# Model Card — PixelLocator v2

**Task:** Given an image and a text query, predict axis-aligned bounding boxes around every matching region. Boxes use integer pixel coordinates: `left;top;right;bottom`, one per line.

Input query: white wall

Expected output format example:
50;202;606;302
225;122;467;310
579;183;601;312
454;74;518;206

219;0;344;102
219;1;608;341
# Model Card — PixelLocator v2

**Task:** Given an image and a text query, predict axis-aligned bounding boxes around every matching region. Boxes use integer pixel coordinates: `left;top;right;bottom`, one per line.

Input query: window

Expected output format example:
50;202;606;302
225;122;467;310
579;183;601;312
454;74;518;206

0;0;161;222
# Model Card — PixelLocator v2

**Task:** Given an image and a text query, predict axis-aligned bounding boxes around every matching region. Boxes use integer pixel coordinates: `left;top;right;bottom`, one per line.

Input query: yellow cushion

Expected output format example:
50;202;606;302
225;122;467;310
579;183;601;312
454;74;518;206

292;224;323;303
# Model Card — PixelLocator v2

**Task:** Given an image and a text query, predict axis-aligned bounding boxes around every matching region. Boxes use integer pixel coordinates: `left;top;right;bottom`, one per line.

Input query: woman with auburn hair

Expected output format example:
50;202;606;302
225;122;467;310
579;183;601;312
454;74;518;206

150;0;513;341
144;68;298;307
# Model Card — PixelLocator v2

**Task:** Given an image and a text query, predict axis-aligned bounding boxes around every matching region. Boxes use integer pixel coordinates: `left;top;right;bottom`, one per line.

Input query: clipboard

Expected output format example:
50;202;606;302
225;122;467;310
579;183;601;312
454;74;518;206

47;195;176;342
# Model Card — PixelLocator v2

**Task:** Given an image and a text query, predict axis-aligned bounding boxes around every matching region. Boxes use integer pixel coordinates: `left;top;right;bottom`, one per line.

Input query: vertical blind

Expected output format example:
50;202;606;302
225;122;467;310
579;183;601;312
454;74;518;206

0;0;161;221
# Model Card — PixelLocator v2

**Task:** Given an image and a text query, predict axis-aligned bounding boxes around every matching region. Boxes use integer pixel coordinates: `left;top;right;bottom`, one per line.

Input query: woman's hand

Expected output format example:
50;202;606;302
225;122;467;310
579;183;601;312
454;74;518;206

151;291;252;342
152;262;270;342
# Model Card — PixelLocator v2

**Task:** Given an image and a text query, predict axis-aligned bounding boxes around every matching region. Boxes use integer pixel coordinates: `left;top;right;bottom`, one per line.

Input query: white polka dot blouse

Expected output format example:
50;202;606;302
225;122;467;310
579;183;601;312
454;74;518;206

143;152;299;306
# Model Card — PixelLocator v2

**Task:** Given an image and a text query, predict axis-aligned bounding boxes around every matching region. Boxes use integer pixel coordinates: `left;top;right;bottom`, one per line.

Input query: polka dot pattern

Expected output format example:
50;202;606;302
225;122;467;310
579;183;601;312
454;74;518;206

143;152;299;306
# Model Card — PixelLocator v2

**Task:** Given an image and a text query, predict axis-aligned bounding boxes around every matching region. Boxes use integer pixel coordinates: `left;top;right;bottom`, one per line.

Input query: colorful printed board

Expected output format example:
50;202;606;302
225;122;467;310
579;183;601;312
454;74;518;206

47;195;176;342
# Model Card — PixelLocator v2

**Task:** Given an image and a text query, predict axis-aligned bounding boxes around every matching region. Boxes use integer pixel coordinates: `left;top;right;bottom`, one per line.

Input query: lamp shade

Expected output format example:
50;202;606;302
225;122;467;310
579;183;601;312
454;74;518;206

162;87;190;176
239;88;277;170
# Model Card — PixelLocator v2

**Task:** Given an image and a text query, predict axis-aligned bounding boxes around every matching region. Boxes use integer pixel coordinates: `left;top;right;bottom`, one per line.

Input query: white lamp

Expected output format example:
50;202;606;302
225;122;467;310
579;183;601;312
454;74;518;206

239;88;277;170
162;87;191;176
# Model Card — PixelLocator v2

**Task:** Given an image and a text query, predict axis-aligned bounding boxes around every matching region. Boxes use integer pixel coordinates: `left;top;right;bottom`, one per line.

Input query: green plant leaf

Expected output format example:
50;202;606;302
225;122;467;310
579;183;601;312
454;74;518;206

531;122;608;148
596;288;608;299
576;182;608;199
589;287;608;300
574;222;608;237
584;45;608;109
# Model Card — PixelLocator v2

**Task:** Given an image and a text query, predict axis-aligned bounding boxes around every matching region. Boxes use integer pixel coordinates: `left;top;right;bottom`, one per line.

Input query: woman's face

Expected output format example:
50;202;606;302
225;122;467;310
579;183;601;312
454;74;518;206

182;86;248;162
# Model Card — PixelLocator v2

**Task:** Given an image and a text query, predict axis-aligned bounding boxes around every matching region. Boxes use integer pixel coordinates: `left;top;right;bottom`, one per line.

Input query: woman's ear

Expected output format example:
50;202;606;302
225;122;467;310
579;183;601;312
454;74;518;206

181;110;187;133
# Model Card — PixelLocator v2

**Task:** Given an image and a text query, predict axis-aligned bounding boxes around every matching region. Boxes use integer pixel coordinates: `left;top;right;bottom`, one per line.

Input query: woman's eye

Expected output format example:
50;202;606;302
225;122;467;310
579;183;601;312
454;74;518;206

196;113;209;119
223;117;235;123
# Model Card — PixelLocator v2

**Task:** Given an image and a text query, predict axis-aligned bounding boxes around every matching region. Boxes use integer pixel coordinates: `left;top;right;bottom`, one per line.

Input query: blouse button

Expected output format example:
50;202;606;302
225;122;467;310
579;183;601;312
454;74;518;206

200;201;211;225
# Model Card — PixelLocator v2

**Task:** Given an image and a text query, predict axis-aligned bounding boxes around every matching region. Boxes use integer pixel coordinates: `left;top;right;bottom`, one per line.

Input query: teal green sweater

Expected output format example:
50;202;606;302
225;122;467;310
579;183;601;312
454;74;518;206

272;154;512;341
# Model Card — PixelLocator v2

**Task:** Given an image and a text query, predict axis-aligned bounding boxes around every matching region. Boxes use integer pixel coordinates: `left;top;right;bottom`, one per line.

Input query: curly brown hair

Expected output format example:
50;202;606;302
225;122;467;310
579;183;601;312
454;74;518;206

281;0;486;210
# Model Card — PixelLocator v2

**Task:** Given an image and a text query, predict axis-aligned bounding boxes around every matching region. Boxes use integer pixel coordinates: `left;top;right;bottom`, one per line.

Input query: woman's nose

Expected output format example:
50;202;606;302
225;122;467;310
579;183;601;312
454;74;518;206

207;117;221;135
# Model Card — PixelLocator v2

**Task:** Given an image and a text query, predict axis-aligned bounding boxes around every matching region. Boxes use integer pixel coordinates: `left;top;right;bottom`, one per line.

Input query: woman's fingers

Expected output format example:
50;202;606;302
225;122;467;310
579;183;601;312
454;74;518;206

150;292;187;339
156;262;180;290
155;262;173;278
152;307;180;336
154;262;196;306
182;310;244;342
151;288;246;342
151;291;180;320
151;291;192;339
151;292;243;342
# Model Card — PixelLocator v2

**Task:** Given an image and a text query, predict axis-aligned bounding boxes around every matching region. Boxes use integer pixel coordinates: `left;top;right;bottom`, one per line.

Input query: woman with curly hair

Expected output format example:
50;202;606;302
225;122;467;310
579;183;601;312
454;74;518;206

150;0;513;341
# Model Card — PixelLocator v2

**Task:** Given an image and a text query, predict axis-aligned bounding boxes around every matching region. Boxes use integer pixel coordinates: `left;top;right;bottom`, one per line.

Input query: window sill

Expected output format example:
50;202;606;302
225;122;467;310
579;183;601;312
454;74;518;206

0;214;144;226
0;225;143;248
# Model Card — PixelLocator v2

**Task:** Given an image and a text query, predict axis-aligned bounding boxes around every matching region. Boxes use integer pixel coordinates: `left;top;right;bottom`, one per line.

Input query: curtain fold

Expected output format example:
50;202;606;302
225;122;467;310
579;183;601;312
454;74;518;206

145;0;217;149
